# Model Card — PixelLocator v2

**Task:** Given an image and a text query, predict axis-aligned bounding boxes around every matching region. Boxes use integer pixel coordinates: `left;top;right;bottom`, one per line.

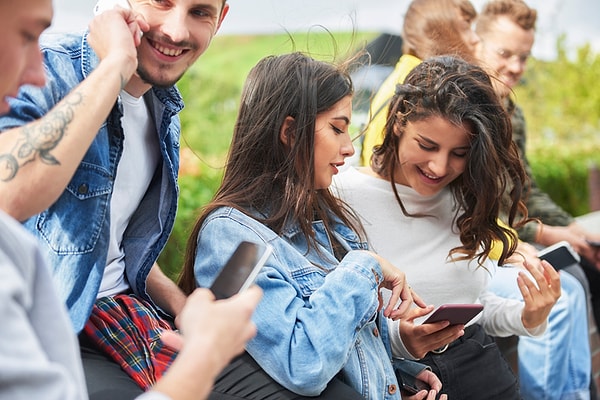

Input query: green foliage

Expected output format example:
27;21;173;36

529;147;599;217
159;168;223;280
514;35;600;218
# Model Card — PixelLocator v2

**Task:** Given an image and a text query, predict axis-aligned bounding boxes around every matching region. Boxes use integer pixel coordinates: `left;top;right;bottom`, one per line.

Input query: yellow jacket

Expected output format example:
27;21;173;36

489;220;517;261
360;54;422;166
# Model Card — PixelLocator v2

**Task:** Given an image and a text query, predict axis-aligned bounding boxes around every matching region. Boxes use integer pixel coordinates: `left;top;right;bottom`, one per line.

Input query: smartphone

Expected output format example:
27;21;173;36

397;368;430;395
209;241;272;300
537;240;580;270
94;0;131;15
422;303;484;326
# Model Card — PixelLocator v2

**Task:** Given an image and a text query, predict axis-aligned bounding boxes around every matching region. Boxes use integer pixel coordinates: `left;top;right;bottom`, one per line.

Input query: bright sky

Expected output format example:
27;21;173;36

51;0;600;60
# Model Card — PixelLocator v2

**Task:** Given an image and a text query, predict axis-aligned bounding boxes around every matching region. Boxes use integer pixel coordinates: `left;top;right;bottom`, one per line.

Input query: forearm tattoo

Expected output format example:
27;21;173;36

0;92;81;182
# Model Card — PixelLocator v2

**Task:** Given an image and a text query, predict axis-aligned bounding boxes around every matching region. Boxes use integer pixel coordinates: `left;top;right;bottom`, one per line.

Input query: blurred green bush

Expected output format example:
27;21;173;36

515;35;600;218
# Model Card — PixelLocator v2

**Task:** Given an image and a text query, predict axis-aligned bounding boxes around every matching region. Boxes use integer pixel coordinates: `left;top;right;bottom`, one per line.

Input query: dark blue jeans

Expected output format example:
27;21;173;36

420;324;521;400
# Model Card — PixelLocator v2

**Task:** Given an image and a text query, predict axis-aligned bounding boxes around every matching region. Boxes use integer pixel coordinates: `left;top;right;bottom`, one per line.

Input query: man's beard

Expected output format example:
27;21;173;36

136;63;186;89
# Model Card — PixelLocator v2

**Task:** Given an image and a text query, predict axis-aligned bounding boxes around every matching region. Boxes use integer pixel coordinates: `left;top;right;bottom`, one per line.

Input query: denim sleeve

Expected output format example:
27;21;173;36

194;213;383;396
0;50;74;132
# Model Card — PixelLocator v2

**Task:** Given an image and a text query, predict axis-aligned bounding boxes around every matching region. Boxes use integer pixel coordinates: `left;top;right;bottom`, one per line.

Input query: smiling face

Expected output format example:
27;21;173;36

313;95;354;190
394;115;471;196
477;15;534;96
128;0;228;92
0;0;52;114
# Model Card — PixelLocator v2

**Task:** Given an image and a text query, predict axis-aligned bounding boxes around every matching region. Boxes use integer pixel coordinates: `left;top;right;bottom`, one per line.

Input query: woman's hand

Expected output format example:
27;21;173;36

398;308;465;359
366;251;427;319
518;259;561;329
403;369;448;400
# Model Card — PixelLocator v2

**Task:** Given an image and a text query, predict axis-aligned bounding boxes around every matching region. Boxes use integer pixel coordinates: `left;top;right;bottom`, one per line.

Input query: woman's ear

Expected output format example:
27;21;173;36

393;120;402;137
279;116;296;147
390;111;405;138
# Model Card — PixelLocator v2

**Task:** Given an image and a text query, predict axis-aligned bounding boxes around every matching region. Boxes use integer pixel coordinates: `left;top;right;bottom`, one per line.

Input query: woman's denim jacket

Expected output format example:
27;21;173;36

0;32;183;333
194;207;404;399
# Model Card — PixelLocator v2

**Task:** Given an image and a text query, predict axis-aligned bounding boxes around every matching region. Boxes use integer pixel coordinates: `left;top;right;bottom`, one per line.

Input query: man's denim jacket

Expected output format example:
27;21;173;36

0;32;183;333
194;207;404;399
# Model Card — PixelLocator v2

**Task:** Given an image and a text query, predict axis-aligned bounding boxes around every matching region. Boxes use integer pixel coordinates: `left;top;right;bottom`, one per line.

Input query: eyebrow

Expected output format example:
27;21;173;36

193;2;220;15
417;134;470;150
332;116;350;124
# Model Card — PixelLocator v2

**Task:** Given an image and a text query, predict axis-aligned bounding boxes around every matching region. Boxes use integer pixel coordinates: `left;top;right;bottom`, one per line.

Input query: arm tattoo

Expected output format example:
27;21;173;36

0;92;82;182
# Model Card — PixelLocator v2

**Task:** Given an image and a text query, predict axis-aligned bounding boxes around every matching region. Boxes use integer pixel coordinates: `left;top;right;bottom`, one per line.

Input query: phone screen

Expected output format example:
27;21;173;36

537;241;580;270
422;304;484;326
209;241;272;300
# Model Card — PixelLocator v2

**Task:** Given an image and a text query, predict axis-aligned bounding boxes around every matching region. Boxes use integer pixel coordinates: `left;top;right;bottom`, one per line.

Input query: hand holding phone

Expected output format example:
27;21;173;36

537;240;580;270
397;368;431;395
422;303;483;326
209;241;272;300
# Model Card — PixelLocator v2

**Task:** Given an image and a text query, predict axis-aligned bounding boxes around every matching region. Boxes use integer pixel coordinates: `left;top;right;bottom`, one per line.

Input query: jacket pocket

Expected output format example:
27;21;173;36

36;163;112;254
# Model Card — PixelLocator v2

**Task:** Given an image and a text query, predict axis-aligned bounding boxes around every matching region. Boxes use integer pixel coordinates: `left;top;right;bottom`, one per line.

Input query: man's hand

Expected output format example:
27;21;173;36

88;6;149;85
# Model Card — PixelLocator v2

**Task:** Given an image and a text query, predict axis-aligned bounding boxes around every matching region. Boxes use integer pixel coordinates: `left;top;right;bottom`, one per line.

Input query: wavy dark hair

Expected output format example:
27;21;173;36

372;55;529;265
179;52;360;294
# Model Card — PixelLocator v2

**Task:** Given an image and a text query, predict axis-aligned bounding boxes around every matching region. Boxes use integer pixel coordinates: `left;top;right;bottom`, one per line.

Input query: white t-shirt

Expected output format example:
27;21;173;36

332;167;543;358
98;91;160;298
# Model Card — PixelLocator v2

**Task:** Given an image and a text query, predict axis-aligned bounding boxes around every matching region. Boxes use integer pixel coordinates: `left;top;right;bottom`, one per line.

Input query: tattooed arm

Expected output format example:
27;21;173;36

0;8;147;221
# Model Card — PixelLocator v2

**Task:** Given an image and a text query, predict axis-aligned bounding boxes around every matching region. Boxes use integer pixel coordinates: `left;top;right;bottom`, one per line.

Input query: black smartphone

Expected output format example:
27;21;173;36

209;241;273;300
397;368;430;394
422;303;484;326
537;240;580;270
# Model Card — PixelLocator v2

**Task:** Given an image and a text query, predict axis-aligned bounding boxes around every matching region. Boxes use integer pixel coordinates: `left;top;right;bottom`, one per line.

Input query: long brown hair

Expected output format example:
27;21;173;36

372;56;529;265
179;52;361;294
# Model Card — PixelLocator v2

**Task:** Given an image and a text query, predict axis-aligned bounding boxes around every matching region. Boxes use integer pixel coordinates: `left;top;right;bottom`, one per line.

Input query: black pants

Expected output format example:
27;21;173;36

79;331;143;400
209;352;363;400
420;324;520;400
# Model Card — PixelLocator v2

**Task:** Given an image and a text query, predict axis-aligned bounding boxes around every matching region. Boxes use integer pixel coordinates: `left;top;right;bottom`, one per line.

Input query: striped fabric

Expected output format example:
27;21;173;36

83;294;178;390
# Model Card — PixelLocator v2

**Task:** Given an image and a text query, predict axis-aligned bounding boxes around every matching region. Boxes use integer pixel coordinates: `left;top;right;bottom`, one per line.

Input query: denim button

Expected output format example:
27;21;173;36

77;183;88;194
373;327;379;337
388;384;397;394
